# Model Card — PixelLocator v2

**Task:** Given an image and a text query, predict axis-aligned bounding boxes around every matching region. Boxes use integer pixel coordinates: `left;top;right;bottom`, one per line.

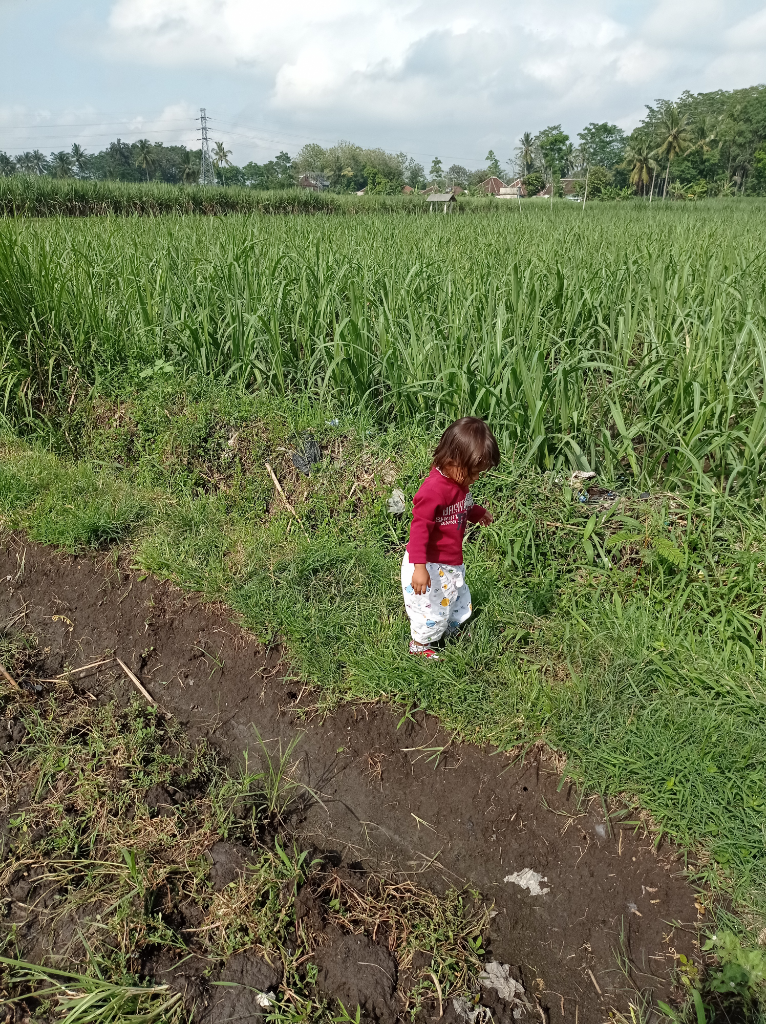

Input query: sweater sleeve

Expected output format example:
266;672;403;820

467;502;487;524
407;479;441;563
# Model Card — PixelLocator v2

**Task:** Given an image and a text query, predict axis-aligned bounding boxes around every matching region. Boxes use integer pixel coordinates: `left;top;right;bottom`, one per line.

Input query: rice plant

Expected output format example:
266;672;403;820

2;201;764;495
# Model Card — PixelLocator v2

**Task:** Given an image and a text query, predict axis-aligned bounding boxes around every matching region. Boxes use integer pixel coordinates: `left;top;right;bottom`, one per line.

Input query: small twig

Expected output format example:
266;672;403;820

1;608;27;633
264;463;310;539
358;962;395;985
0;663;19;688
116;657;168;715
587;969;602;996
533;993;548;1023
38;658;115;682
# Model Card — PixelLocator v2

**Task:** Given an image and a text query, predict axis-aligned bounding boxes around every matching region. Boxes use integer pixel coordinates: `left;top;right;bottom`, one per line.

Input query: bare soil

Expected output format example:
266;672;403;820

0;536;703;1023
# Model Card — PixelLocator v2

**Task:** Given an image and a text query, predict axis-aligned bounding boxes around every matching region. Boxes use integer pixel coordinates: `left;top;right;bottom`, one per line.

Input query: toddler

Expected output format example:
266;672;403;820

402;417;499;658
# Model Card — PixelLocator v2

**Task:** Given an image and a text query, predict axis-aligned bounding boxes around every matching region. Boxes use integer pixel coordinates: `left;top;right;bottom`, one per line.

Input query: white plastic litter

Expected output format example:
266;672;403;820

504;868;550;896
479;962;523;1003
452;997;492;1024
387;488;406;514
569;470;596;490
255;992;273;1008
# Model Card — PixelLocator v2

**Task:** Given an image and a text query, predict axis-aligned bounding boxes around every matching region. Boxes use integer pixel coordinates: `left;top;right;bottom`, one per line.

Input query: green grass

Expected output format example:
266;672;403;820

1;377;765;945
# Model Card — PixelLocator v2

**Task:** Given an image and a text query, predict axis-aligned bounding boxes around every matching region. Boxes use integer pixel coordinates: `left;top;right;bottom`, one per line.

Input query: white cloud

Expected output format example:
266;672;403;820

106;0;766;123
7;0;766;165
127;102;199;147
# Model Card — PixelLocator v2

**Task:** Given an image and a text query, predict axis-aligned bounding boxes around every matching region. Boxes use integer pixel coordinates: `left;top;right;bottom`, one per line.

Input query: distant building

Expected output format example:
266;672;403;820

478;176;506;195
535;178;581;198
298;173;330;191
451;186;465;195
427;193;457;213
495;178;525;198
402;184;414;193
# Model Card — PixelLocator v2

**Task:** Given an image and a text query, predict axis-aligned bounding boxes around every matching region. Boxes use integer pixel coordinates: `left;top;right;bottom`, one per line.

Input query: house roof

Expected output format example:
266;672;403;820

479;176;506;194
299;173;329;190
427;193;456;202
535;178;582;197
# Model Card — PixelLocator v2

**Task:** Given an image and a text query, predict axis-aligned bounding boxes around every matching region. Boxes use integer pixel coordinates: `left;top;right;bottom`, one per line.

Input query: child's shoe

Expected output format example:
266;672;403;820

409;640;439;660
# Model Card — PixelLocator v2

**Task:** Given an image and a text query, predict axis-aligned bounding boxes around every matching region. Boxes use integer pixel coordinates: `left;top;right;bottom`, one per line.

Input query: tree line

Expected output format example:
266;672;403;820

2;83;765;197
512;85;766;199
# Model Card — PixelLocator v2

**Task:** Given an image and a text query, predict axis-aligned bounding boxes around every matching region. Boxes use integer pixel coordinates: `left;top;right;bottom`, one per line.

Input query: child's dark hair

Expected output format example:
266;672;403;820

432;417;500;477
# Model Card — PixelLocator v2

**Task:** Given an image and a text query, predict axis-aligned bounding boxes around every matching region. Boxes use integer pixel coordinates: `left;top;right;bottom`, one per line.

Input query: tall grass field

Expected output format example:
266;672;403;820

2;201;766;1002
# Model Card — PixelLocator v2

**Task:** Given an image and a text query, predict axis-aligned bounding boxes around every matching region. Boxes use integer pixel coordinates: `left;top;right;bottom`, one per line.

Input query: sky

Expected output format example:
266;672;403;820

2;0;766;170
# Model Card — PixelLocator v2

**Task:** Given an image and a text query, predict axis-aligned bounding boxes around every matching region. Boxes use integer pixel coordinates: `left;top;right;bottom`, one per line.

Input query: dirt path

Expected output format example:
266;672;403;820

0;536;701;1023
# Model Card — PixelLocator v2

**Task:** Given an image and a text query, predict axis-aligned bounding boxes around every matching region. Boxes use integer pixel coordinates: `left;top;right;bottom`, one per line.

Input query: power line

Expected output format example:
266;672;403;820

209;118;490;167
2;110;497;168
0;119;193;131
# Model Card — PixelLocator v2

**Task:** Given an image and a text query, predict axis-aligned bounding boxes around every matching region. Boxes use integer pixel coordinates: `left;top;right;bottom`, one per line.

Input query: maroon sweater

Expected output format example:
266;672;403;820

406;467;487;566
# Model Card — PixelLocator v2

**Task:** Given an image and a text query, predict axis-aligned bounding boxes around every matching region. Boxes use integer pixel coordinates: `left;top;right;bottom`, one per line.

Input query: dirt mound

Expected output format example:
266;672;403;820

316;933;398;1023
0;536;702;1022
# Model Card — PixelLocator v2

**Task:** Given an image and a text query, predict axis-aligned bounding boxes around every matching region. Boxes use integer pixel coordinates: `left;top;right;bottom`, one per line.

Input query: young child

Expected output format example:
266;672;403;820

402;417;500;658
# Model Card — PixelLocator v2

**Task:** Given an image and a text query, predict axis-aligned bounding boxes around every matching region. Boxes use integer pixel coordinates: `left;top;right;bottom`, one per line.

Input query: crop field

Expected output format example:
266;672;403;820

2;200;766;1022
0;175;521;218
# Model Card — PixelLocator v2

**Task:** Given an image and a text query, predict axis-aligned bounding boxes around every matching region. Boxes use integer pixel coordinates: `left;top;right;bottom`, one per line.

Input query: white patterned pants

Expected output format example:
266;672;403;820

401;552;472;644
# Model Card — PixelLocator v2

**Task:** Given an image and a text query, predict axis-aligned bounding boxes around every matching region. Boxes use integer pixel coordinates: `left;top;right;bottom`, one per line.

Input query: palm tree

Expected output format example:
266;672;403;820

135;139;156;182
561;141;576;177
515;132;536;176
213;141;232;183
50;151;74;178
15;152;35;174
622;140;657;196
31;150;48;175
692;115;719;157
0;153;15;177
71;144;88;177
180;150;199;185
569;145;587;176
652;104;693;199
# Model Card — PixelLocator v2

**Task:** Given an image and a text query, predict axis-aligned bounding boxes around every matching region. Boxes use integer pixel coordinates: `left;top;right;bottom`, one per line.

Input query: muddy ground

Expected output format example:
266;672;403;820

0;536;703;1023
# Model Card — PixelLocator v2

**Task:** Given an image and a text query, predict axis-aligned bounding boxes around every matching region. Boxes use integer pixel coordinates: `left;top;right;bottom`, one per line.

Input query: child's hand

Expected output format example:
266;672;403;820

478;511;493;526
411;564;431;595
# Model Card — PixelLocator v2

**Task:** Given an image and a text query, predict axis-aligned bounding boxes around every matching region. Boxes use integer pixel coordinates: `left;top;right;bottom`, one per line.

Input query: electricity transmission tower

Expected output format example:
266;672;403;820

197;108;216;186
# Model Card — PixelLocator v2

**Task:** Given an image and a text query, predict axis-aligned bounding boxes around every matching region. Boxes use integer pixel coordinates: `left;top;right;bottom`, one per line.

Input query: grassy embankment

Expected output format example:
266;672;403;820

0;175;511;217
2;202;766;1015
